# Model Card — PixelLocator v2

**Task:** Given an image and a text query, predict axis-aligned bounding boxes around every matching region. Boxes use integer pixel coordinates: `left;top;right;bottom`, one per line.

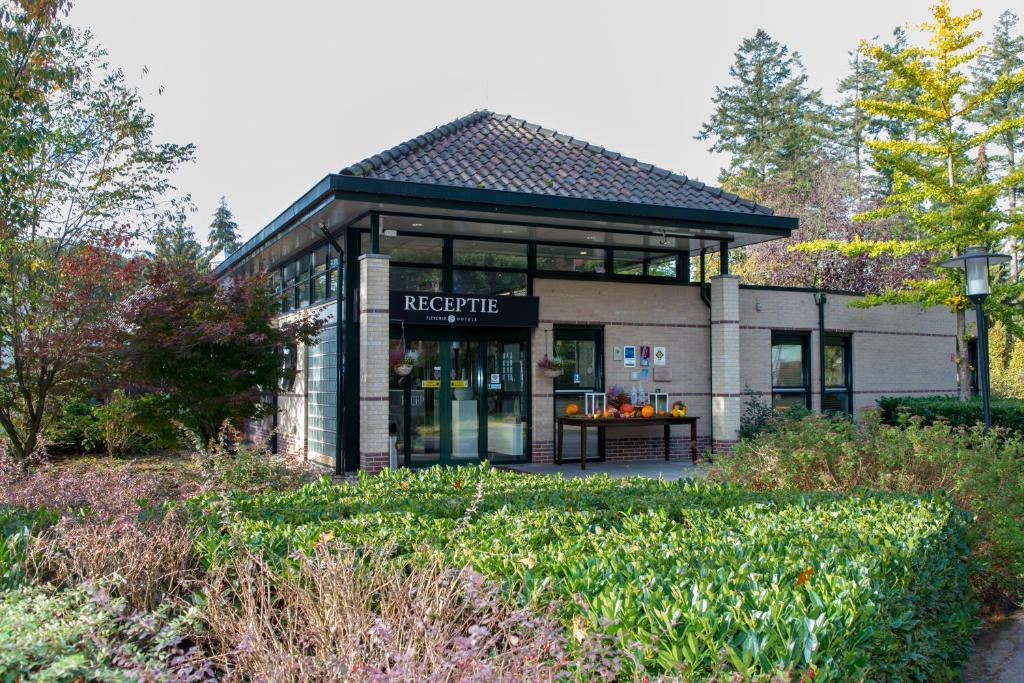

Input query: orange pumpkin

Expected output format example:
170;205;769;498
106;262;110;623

657;410;666;416
641;405;655;418
619;403;635;417
565;403;580;416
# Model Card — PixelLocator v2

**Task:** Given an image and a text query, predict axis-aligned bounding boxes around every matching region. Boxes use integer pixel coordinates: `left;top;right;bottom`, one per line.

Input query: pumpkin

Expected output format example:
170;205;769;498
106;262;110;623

604;407;617;418
641;405;655;418
619;403;635;417
671;401;686;412
565;403;580;416
657;410;666;416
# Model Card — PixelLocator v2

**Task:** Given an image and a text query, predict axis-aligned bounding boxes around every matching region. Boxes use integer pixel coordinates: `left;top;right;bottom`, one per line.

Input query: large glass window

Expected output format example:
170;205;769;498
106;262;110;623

453;270;527;296
306;324;337;466
823;334;853;415
362;233;443;263
392;266;443;292
553;326;603;462
454;240;528;269
536;245;606;273
771;332;810;410
311;247;328;303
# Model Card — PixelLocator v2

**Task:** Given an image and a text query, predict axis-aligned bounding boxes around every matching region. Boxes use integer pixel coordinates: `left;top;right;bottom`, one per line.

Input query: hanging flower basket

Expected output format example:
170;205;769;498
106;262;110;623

537;354;564;379
391;347;415;376
394;363;413;377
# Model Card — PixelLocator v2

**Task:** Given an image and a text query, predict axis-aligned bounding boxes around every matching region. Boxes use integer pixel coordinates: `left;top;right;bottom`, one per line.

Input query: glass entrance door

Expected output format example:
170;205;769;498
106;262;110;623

390;330;529;467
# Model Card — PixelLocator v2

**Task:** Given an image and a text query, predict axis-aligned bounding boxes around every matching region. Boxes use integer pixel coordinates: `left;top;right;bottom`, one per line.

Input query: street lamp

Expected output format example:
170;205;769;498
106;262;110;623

940;246;1010;429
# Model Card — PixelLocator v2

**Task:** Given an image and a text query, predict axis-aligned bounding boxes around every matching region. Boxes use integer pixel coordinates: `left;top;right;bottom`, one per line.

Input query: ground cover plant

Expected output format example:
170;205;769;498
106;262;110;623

713;412;1024;611
188;465;977;681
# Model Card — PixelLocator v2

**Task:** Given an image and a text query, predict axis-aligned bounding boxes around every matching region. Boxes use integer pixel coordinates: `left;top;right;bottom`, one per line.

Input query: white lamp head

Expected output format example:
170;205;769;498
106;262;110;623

940;246;1010;298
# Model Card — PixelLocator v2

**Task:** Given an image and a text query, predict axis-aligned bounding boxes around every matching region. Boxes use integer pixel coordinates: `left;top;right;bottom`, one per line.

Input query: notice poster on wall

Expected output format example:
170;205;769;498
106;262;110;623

653;346;666;365
623;345;637;367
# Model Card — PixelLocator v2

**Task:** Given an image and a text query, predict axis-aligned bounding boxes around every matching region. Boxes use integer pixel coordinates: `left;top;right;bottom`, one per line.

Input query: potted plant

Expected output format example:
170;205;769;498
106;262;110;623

536;354;564;379
391;348;415;376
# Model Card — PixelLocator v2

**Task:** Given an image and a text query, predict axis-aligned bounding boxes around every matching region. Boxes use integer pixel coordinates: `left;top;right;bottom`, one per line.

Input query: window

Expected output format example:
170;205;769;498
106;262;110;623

823;334;853;415
454;240;528;269
612;250;678;278
279;344;298;392
536;245;606;273
553;326;603;461
391;266;443;292
453;270;527;296
311;247;328;303
361;233;443;263
295;253;310;308
771;332;810;410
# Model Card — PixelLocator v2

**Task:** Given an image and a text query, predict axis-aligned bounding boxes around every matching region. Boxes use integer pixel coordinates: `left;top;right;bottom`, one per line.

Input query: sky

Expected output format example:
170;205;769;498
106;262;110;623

69;0;1014;245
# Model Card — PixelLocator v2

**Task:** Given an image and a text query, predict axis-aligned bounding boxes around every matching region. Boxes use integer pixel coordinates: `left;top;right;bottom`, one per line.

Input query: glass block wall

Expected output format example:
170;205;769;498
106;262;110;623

306;323;337;467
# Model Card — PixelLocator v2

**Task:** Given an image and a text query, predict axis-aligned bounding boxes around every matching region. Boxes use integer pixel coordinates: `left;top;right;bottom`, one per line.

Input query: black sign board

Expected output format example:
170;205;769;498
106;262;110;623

390;291;539;328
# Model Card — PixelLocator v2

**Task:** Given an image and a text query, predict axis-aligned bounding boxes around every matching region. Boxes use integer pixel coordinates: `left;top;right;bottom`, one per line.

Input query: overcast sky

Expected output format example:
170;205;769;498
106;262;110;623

69;0;1013;245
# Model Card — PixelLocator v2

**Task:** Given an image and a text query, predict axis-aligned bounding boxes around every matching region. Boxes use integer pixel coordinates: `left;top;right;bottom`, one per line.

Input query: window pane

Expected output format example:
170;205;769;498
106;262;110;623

453;270;527;296
297;278;310;308
281;286;294;313
772;341;805;388
613;250;646;276
823;392;850;414
361;233;443;264
327;267;338;299
312;272;327;302
825;341;848;388
454;240;527;269
648;254;678;278
536;245;606;273
314;246;328;272
553;339;599;390
773;392;807;410
391;266;443;292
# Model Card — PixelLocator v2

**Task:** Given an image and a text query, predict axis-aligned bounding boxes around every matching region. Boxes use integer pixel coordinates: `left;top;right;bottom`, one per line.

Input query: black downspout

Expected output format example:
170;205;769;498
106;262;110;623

699;248;714;453
815;292;827;412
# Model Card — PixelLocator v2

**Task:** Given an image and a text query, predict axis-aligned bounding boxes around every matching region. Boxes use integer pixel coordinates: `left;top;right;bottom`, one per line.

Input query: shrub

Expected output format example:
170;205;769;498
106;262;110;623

44;396;104;454
28;514;200;612
878;394;1024;434
189;466;976;681
0;582;210;682
200;543;615;681
712;412;1024;607
44;393;180;457
0;506;59;589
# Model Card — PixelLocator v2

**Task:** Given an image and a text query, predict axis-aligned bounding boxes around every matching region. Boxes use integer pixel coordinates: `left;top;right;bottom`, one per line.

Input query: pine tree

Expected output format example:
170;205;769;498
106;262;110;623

696;29;832;194
207;196;241;257
971;10;1024;281
153;205;206;270
836;28;920;207
796;1;1024;399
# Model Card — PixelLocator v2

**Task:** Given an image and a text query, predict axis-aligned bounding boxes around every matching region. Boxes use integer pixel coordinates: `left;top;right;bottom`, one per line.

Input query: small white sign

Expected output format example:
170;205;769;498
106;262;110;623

653;346;666;366
489;373;500;384
623;345;637;367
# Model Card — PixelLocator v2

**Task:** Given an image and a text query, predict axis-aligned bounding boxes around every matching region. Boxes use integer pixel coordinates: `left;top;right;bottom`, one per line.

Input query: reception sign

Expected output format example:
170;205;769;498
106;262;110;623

390;291;539;328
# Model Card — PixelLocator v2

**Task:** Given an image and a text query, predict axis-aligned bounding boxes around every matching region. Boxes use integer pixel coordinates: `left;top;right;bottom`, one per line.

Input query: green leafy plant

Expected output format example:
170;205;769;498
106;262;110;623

713;412;1024;608
877;395;1024;434
187;465;977;680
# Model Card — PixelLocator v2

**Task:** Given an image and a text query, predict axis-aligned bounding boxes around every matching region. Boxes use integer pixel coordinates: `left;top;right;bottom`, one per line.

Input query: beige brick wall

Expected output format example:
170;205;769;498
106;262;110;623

737;289;958;414
532;278;958;460
358;255;391;473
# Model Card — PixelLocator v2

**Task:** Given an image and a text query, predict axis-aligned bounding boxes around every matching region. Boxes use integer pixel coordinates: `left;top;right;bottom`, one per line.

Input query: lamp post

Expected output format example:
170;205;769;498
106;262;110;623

940;246;1010;429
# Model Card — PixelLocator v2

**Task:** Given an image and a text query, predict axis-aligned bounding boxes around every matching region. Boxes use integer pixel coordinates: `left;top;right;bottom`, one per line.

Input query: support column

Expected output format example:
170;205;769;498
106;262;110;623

358;253;390;473
710;274;741;450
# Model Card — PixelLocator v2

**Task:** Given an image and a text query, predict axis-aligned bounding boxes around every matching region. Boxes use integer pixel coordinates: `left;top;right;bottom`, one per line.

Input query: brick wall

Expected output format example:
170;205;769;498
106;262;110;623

531;278;956;462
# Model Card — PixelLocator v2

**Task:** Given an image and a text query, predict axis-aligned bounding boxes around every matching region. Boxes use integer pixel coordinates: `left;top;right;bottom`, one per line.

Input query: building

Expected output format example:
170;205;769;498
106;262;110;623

215;111;957;473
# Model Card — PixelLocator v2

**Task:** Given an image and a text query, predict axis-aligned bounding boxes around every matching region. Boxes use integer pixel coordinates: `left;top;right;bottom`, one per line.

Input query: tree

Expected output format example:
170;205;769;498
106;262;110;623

971;10;1024;281
122;266;322;446
696;29;833;194
796;1;1024;399
152;203;207;271
207;196;240;258
836;28;922;207
0;2;193;465
735;160;932;291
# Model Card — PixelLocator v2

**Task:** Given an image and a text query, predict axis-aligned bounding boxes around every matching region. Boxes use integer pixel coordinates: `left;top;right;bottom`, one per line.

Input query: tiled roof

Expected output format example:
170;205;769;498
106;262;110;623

340;110;774;216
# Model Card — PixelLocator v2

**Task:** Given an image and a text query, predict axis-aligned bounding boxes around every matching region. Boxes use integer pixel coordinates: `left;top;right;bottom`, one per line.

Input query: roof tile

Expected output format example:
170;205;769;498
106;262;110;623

339;110;775;216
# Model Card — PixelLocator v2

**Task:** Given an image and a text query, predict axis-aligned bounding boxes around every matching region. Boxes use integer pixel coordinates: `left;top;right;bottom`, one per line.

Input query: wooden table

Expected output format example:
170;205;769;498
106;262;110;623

555;415;700;470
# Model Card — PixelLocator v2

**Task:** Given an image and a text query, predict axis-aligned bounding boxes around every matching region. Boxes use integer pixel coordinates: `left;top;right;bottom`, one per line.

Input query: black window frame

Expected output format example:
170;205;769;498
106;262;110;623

822;333;853;415
771;331;811;410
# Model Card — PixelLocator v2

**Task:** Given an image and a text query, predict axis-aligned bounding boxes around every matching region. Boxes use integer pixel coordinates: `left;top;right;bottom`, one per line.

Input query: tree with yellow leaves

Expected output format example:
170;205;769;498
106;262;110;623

796;1;1024;399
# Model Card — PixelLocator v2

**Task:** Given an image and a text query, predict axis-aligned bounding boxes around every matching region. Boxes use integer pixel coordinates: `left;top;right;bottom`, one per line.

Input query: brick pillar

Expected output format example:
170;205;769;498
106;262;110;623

358;254;390;473
710;274;740;450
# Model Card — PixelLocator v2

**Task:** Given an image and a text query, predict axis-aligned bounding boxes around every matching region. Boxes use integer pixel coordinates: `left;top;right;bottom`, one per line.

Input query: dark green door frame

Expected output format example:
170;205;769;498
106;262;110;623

390;325;531;467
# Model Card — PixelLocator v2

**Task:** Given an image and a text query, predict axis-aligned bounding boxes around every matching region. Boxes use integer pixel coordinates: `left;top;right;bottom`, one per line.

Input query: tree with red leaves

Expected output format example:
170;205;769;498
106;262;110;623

0;1;193;466
121;266;323;447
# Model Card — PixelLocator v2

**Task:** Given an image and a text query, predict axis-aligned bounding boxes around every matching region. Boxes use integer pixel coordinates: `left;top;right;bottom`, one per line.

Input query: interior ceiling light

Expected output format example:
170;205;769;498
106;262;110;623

579;250;588;255
410;222;423;227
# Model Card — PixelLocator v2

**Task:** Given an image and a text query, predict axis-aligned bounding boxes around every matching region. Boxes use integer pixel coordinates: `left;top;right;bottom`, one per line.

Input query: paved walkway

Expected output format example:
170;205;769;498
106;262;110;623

502;459;710;481
963;611;1024;682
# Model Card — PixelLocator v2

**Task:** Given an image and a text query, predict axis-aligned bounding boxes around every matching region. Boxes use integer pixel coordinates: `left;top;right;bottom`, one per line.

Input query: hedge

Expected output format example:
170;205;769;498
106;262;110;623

878;395;1024;434
189;466;977;681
